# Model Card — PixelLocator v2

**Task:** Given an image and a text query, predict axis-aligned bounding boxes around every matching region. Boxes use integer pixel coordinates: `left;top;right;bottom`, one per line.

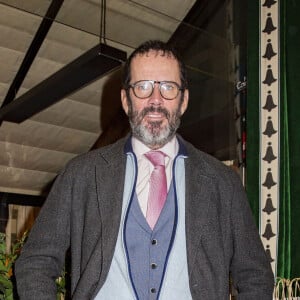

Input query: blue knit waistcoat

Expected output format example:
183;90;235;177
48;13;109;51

124;180;176;300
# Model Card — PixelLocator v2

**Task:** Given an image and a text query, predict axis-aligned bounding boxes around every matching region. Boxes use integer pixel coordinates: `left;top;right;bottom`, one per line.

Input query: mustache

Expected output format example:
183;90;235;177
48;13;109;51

139;106;170;119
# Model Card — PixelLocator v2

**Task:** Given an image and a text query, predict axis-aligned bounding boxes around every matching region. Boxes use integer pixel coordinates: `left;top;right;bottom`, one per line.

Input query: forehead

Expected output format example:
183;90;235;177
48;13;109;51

130;50;181;82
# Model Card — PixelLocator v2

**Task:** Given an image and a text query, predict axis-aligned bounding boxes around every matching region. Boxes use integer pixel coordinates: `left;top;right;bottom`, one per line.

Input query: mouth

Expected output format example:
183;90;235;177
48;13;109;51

145;112;165;120
141;106;169;122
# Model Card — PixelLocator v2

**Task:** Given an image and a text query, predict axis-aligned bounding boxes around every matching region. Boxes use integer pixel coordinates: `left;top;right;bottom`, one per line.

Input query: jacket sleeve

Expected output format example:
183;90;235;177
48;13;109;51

229;171;275;299
15;167;72;300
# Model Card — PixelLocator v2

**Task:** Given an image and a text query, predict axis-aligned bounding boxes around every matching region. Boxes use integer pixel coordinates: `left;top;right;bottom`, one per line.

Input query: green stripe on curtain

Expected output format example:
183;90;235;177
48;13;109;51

277;0;300;279
277;0;291;279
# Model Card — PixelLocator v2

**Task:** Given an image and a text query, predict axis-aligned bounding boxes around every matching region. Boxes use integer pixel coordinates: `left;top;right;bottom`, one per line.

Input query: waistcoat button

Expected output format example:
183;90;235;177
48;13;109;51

151;239;157;245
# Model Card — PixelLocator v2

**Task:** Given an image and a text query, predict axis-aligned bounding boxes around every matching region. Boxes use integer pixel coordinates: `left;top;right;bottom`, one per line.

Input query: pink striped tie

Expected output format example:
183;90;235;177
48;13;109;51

144;150;167;229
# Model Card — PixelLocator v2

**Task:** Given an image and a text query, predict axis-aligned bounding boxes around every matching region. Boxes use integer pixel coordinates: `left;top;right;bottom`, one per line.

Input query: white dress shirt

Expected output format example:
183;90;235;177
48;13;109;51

131;136;179;217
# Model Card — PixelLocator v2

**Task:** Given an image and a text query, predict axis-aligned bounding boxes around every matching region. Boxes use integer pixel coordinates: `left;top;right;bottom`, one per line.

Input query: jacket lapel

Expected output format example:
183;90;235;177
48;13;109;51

96;147;126;271
73;138;127;298
185;151;214;276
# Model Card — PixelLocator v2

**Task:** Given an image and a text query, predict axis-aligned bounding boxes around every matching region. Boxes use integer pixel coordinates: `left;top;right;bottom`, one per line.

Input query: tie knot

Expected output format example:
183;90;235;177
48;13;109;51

144;151;166;167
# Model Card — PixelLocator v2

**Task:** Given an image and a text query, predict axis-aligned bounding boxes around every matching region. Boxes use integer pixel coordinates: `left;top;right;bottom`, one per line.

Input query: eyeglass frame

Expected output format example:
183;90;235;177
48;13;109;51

126;80;185;100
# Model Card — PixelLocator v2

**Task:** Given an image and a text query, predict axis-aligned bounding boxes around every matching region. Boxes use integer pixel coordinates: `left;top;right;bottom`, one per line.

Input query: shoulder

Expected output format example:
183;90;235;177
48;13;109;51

180;136;242;188
181;137;231;174
61;136;128;174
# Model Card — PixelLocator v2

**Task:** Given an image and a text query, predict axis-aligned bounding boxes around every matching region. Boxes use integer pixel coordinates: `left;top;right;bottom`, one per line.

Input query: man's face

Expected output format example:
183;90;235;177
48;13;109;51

121;50;189;149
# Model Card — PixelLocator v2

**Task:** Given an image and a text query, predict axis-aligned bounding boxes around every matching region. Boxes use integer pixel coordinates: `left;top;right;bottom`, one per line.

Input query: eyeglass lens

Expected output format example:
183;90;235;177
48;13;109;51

132;80;180;100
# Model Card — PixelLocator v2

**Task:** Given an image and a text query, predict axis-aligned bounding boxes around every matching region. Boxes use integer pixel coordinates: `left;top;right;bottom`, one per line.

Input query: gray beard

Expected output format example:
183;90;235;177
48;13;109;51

128;105;181;149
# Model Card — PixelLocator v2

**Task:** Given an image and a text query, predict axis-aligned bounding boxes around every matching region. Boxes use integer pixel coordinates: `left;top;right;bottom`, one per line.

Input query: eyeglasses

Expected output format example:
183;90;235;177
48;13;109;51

127;80;184;100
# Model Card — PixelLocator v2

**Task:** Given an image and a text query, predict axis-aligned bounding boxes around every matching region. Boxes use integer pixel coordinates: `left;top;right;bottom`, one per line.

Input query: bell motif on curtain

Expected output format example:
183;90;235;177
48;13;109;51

265;245;275;262
262;39;277;60
262;168;277;189
263;91;277;112
262;0;277;9
262;194;277;214
262;219;276;240
263;142;277;163
263;117;277;138
263;65;277;86
262;13;277;34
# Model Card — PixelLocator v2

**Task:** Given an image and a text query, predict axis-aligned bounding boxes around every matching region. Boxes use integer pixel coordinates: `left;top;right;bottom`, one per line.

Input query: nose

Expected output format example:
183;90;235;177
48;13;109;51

148;83;163;105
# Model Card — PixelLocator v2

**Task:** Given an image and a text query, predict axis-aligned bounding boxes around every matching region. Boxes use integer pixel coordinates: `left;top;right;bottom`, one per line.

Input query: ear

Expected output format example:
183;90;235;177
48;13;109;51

121;89;129;115
180;89;189;115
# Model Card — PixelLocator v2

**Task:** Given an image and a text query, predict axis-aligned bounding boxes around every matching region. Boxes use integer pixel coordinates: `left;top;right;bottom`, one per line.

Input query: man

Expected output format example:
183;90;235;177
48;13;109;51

15;40;274;299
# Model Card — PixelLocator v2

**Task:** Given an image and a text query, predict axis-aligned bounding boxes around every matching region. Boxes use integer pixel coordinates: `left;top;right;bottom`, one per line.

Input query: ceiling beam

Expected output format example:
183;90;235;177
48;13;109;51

0;43;127;123
0;0;64;111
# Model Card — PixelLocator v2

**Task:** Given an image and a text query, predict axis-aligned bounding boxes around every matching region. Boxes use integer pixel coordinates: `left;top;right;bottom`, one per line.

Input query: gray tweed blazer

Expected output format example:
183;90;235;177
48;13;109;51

15;136;274;299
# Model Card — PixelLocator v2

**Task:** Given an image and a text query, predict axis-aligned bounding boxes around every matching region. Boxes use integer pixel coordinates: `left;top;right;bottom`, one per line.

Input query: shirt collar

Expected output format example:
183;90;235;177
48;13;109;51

131;135;178;159
124;134;187;158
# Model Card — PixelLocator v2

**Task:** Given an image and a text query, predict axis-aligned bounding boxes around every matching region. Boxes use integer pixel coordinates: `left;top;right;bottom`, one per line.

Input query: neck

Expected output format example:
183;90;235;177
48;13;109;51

132;134;177;151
